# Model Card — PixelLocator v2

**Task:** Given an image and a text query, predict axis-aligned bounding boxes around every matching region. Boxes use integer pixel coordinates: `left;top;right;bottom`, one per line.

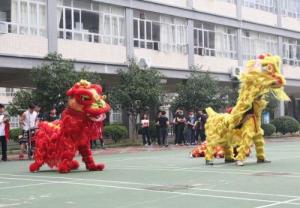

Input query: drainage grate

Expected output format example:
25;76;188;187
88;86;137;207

253;172;291;176
145;185;194;192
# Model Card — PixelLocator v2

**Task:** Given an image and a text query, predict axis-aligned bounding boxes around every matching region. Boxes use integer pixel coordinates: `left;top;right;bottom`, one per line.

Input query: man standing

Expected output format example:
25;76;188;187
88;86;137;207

0;104;10;161
157;111;169;147
19;104;38;159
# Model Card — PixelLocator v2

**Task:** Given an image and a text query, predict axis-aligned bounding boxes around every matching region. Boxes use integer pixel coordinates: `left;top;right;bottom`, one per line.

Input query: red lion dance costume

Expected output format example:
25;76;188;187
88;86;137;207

29;80;110;173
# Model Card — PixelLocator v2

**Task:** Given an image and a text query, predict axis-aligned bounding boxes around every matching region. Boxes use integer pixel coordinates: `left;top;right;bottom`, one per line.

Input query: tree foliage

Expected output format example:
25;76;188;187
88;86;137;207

8;53;103;114
109;59;164;113
109;59;164;138
6;90;33;116
171;69;227;112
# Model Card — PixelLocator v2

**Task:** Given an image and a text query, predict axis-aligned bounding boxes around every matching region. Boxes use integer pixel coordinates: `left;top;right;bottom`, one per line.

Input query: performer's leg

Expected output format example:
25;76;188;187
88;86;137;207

253;134;270;163
236;125;255;165
78;144;104;171
224;145;235;163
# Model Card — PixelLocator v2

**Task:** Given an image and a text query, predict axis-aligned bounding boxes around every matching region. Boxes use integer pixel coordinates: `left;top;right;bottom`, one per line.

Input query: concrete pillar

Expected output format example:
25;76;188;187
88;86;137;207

236;0;242;20
187;19;194;68
125;8;134;59
237;28;243;66
47;0;58;53
276;0;282;28
275;100;285;118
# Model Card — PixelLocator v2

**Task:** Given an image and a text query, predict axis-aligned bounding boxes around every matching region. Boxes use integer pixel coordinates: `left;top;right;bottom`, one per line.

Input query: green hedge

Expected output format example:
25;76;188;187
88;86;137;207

261;123;276;136
271;116;300;135
104;124;128;143
9;128;21;142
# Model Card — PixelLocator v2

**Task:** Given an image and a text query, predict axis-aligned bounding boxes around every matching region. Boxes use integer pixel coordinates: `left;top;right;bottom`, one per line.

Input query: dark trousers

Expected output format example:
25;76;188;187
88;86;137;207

199;129;206;142
0;136;7;160
142;128;151;145
177;125;185;144
159;127;168;146
156;126;161;145
174;125;179;144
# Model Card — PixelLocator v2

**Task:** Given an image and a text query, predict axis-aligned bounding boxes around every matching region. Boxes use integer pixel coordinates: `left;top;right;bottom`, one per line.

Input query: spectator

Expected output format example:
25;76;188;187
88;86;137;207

186;111;196;145
45;107;59;122
155;111;161;145
196;110;207;143
173;110;179;145
157;111;169;147
34;104;44;124
0;104;10;161
19;104;38;160
173;110;185;145
141;114;151;146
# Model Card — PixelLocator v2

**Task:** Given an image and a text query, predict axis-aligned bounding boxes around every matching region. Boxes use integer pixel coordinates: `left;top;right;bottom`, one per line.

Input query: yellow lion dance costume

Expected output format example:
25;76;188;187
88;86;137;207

205;54;290;166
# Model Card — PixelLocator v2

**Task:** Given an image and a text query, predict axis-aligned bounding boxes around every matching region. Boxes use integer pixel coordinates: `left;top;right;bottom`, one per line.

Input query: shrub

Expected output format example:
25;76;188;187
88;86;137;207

271;116;300;135
9;128;21;142
261;123;276;136
104;124;128;143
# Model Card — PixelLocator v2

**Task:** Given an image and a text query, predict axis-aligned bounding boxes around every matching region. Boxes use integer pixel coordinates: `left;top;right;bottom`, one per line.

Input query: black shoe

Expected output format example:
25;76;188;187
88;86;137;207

225;159;236;163
206;160;214;165
257;159;271;163
1;158;7;161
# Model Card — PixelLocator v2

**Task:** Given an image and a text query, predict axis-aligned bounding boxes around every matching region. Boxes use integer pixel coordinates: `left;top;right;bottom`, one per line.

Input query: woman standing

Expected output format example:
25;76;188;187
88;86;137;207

141;114;151;146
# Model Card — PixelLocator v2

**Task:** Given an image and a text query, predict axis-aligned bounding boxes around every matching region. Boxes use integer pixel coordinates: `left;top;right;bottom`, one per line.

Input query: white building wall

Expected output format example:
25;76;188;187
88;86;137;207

135;48;188;69
194;55;238;74
193;0;237;18
282;17;300;32
283;65;300;79
242;7;277;26
146;0;188;8
0;34;48;57
58;40;127;64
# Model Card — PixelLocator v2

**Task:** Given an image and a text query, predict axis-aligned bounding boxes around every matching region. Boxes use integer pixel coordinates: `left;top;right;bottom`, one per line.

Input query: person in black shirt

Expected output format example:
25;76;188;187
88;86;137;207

45;107;59;122
155;112;161;145
173;110;186;145
157;111;169;147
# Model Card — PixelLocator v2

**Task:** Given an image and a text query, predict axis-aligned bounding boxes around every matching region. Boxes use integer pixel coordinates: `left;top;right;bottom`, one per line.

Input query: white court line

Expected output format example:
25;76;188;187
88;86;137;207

191;188;300;199
2;173;299;199
0;174;161;187
0;175;300;205
0;182;54;190
254;197;300;208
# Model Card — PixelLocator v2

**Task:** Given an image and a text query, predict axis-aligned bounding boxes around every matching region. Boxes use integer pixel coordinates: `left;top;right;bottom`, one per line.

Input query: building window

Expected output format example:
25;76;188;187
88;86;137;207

194;22;237;59
57;0;125;45
282;0;300;19
217;0;236;4
0;0;47;36
110;106;122;124
0;88;16;97
283;38;300;66
10;116;20;128
242;0;277;13
242;31;278;60
133;11;187;54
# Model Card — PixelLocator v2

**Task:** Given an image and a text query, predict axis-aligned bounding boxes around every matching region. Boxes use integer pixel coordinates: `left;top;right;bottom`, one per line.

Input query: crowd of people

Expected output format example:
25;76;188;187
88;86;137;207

140;109;208;147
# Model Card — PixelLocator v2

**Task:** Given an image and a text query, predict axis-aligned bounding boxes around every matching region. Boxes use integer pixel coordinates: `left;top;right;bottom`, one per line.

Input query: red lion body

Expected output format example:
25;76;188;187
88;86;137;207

29;80;110;173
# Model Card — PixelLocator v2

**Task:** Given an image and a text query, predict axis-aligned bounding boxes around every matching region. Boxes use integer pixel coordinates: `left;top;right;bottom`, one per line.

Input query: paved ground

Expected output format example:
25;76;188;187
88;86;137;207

0;138;300;208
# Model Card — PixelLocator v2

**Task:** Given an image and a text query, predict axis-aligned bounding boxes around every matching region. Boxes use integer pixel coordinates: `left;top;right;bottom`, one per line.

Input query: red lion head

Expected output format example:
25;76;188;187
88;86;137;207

66;80;110;121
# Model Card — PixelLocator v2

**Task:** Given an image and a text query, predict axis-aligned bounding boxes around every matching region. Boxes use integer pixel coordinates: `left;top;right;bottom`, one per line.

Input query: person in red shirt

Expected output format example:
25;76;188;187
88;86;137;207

0;104;10;161
141;114;151;146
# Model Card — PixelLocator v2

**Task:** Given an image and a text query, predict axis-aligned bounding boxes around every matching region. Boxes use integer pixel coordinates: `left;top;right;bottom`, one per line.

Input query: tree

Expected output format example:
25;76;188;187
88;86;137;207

109;59;164;139
171;69;227;113
8;53;103;114
265;93;278;119
6;89;33;116
31;53;103;112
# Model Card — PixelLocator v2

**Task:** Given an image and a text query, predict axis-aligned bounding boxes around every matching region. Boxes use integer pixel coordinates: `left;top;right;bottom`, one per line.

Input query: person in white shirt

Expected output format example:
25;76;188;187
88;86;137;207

19;104;38;159
0;104;9;161
141;114;151;146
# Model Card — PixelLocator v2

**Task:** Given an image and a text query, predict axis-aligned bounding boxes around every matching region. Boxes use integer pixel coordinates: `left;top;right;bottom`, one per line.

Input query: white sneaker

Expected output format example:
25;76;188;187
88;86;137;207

236;161;244;166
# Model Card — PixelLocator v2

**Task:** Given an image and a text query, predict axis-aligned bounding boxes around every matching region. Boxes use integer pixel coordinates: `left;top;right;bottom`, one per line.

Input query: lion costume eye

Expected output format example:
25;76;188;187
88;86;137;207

81;95;91;101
